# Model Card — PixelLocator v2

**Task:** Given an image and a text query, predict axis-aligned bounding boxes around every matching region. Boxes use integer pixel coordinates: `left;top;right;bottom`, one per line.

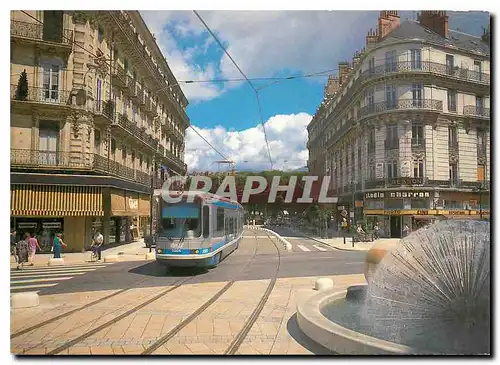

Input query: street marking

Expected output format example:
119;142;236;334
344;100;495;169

11;277;74;284
344;261;365;265
10;283;58;290
10;268;102;276
312;245;328;251
296;245;311;252
10;272;86;278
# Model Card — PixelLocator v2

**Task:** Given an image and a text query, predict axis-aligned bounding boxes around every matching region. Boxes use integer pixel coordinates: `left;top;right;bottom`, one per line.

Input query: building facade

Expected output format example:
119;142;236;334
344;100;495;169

307;11;490;238
10;10;189;251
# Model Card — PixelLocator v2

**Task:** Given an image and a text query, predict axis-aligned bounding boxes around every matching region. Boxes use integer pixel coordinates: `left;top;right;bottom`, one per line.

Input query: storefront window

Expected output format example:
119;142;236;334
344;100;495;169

365;200;384;209
15;218;64;253
109;219;116;244
385;199;404;210
411;199;429;209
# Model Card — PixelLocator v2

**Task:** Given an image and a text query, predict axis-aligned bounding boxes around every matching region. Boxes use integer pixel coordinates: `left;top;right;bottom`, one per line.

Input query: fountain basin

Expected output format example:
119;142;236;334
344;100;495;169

296;288;415;355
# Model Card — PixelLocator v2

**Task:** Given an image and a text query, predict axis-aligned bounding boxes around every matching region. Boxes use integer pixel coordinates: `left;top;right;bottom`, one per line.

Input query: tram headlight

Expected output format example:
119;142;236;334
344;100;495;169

157;248;162;254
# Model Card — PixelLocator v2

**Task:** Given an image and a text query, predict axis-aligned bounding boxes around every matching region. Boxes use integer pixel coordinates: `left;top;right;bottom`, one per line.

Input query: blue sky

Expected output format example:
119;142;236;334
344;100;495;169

141;10;490;171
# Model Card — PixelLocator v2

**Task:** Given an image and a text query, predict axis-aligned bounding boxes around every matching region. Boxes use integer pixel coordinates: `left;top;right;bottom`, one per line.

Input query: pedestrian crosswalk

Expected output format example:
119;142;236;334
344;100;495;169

10;263;111;293
292;243;335;253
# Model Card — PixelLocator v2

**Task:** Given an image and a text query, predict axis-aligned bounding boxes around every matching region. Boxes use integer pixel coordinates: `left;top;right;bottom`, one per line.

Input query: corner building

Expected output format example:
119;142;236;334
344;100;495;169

307;11;490;238
10;11;189;251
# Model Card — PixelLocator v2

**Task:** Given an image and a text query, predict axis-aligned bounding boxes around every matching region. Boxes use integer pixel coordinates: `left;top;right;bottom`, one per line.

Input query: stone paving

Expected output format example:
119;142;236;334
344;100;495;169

11;274;366;355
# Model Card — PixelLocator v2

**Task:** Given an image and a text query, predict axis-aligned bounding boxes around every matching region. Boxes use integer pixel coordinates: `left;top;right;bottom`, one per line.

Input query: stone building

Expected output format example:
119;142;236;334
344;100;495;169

10;10;189;251
307;11;490;238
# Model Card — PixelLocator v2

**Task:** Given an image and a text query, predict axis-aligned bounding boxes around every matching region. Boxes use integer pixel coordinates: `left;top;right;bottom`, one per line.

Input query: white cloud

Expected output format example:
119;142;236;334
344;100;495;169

184;112;312;172
141;11;378;101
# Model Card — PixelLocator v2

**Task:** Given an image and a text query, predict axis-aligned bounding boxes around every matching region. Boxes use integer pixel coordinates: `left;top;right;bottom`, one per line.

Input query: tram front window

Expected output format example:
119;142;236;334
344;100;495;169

160;203;201;238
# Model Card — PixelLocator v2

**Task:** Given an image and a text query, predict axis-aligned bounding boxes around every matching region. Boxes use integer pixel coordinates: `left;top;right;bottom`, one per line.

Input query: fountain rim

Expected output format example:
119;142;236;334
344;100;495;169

296;288;419;355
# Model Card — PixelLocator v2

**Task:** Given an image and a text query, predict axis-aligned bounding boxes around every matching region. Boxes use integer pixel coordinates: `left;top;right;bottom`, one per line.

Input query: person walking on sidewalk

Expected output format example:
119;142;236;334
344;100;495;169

91;230;104;261
52;233;67;259
373;222;380;240
26;232;41;266
11;229;17;264
15;239;29;270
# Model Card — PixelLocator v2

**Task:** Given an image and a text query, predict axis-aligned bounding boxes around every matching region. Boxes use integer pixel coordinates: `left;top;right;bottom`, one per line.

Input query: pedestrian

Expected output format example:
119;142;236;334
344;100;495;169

10;229;17;264
92;230;104;261
15;239;29;270
52;233;67;259
403;224;411;237
26;232;41;266
374;222;380;240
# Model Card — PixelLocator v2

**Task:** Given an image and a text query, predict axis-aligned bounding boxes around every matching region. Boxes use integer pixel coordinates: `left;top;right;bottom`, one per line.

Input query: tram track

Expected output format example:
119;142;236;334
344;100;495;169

13;229;282;355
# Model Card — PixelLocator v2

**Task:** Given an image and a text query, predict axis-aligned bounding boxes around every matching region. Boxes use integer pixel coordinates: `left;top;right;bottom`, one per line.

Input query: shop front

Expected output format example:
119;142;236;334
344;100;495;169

110;189;150;244
10;184;104;252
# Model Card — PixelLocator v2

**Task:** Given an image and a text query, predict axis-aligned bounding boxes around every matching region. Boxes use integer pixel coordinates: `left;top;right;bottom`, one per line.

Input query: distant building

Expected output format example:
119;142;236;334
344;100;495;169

307;11;490;238
10;11;189;250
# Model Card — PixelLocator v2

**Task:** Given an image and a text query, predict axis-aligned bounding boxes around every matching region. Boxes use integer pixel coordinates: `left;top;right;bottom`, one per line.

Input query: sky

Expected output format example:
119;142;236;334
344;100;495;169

140;10;490;173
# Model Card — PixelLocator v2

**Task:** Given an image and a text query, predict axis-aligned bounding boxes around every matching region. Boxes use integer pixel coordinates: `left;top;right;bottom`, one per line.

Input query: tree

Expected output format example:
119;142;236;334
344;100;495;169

15;69;28;101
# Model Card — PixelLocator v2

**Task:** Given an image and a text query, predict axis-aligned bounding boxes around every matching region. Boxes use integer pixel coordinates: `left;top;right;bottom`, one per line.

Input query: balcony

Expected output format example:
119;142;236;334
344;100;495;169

359;99;443;120
360;61;490;86
10;20;73;49
464;106;490;119
124;76;137;98
10;149;152;188
385;139;399;150
10;84;72;108
111;63;127;88
164;148;186;172
93;100;116;124
113;113;157;151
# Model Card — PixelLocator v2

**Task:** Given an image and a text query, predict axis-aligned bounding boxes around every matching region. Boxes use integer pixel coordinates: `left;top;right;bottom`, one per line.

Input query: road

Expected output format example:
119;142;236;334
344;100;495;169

11;229;366;355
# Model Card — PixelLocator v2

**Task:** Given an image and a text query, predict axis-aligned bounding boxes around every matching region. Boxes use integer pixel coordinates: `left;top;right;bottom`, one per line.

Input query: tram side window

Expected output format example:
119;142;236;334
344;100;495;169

216;208;224;236
202;206;210;238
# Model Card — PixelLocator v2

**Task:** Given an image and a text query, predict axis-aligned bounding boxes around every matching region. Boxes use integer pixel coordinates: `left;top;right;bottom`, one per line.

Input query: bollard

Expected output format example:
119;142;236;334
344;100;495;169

343;235;346;245
353;236;355;248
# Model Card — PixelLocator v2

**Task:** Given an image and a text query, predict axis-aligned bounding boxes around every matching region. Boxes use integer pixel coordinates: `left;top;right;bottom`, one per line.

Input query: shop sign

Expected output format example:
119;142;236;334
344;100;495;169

365;192;385;199
17;222;37;229
128;198;139;210
42;222;62;229
416;210;429;215
355;200;363;207
375;162;384;179
388;177;423;186
337;206;345;210
448;210;468;215
388;191;430;199
400;160;411;177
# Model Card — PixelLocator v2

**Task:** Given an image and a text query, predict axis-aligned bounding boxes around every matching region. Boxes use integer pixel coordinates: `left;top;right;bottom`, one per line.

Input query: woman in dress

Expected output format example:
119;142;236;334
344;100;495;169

52;233;67;258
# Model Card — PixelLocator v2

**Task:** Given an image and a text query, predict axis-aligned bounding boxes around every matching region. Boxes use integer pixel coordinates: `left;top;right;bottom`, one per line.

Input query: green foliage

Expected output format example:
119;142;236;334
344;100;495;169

15;70;28;101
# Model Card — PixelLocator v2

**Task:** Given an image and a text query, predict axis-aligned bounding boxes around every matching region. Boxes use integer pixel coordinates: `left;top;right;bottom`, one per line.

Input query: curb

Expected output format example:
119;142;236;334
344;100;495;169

287;228;370;252
244;225;292;251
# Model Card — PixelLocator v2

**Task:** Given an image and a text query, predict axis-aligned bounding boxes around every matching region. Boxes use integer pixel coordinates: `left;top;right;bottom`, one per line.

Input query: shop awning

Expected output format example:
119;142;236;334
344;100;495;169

111;190;150;217
11;184;103;217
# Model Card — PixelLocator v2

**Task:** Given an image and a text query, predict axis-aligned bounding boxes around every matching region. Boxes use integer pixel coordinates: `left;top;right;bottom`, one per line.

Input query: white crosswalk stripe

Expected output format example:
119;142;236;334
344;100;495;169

10;263;112;293
312;244;328;251
296;244;311;252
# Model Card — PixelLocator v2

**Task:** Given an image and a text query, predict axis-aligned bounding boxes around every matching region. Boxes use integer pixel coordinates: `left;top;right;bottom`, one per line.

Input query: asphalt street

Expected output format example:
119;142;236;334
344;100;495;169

11;229;366;296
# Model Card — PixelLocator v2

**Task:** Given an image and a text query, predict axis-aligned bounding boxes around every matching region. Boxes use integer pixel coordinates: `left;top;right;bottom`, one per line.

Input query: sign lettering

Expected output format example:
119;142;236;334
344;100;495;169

416;210;429;215
449;210;467;215
128;198;138;210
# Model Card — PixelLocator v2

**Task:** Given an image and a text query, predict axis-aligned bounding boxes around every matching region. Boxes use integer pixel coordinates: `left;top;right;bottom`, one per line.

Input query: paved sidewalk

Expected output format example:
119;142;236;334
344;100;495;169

10;239;152;268
283;227;400;252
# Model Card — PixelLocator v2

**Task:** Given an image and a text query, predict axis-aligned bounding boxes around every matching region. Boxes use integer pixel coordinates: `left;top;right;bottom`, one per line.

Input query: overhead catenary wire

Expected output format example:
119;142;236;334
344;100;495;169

193;10;274;171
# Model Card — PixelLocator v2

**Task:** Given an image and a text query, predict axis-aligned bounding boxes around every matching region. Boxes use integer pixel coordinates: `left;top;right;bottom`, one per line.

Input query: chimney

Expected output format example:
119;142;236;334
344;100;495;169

324;75;340;99
378;11;400;39
418;11;449;38
338;62;352;85
365;28;378;50
352;51;361;68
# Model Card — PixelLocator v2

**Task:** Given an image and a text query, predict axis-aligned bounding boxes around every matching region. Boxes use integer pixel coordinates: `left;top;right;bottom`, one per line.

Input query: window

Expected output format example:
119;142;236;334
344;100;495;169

358;148;362;173
98;26;104;44
448;126;458;148
477;165;485;182
368;57;375;74
412;124;424;147
351;148;355;178
476;96;484;112
368;160;376;180
94;129;101;154
216;208;224;232
447;89;457;112
122;147;127;161
39;122;59;165
449;163;458;184
446;54;454;75
410;49;422;70
386;124;398;148
96;79;102;110
413;159;424;178
411;83;423;107
385;50;397;72
366;88;374;111
43;11;63;43
132;104;137;123
122;97;128;115
368;127;376;151
139;153;143;167
474;60;482;81
202;206;210;238
124;57;129;72
386;84;397;108
42;63;60;102
131;150;135;167
477;129;485;148
159;203;201;238
387;160;398;178
111;139;116;155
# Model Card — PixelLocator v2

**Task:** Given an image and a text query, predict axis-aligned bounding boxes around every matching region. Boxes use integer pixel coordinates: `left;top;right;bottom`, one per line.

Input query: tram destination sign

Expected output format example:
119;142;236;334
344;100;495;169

365;191;431;199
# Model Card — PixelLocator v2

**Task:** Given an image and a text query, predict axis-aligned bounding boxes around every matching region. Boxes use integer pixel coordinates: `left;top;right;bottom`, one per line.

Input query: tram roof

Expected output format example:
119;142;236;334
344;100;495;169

154;190;242;208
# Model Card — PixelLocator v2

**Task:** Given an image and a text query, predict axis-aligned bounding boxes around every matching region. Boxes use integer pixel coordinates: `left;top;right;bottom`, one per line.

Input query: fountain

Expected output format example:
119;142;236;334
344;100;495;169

297;220;490;355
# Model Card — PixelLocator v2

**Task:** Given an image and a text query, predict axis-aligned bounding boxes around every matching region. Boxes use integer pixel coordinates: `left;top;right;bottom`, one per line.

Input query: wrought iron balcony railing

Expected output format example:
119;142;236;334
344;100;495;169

411;138;425;148
359;99;443;119
10;84;71;105
114;113;158;150
10;20;73;46
10;149;153;187
360;60;490;85
111;63;127;86
463;105;490;118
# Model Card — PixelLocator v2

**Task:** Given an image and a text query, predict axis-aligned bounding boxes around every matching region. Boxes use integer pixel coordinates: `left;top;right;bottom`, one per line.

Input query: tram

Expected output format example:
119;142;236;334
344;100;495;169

153;191;244;269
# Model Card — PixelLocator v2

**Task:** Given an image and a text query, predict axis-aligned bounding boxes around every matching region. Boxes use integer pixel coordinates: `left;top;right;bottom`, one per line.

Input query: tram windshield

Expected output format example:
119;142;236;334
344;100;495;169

159;203;201;238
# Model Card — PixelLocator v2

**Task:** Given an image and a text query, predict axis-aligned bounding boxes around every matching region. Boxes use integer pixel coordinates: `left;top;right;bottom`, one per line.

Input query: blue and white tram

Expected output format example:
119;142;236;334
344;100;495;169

154;191;244;269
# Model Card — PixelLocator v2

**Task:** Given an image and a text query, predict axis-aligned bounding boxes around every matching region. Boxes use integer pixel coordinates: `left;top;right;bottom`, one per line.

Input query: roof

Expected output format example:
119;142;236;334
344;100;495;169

377;20;490;56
